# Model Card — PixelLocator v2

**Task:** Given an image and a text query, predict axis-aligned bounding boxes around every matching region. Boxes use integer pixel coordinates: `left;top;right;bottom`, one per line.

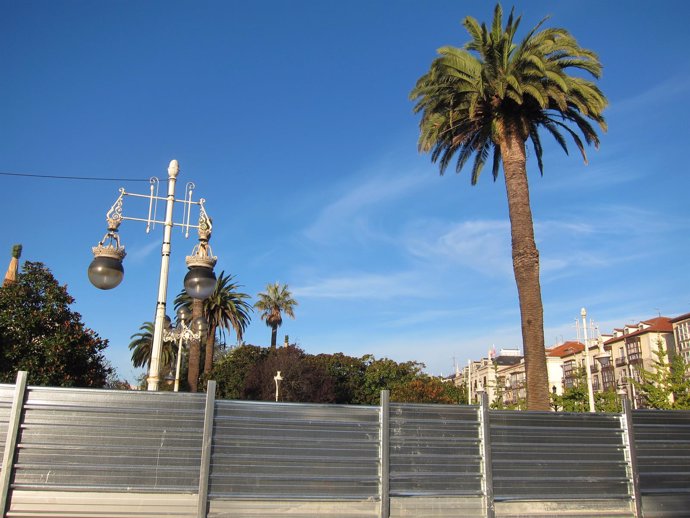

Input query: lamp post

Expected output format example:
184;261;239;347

581;308;596;413
274;371;283;402
163;306;208;392
88;160;217;391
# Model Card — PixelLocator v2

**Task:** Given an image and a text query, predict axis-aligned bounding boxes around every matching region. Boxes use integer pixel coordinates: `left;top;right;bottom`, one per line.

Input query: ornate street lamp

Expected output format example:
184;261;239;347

163;306;208;392
88;159;216;391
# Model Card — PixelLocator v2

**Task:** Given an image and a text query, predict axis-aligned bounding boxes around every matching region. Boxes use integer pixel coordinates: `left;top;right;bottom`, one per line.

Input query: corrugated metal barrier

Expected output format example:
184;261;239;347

0;374;688;517
632;409;690;518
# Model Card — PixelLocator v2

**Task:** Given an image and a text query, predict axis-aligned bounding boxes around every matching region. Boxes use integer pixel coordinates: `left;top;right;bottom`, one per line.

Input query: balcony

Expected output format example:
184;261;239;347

615;357;627;367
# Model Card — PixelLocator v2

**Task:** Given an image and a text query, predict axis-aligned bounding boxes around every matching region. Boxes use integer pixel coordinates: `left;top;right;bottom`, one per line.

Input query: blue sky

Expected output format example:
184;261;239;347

2;1;689;382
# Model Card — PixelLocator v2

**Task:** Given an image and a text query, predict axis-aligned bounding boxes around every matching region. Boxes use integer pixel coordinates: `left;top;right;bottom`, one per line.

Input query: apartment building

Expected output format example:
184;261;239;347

671;313;690;362
460;349;522;405
599;316;675;407
453;313;683;409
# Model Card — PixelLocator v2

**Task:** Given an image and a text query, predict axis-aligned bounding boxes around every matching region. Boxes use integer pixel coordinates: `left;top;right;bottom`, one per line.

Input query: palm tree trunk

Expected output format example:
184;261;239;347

188;298;203;392
204;325;216;374
270;326;277;351
500;128;550;411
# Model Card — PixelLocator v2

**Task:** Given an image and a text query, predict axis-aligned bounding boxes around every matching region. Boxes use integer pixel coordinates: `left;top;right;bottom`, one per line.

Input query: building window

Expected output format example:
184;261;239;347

675;321;690;354
615;347;627;367
627;338;642;363
602;368;615;391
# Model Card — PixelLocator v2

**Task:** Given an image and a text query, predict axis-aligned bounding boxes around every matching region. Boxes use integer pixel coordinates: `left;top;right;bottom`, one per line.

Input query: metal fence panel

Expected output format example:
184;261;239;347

0;385;15;474
632;409;690;518
12;386;206;492
389;404;482;497
209;400;380;500
490;411;631;501
632;410;690;495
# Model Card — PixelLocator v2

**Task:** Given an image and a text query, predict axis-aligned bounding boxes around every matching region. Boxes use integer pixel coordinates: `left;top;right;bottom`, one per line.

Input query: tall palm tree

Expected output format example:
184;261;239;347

128;321;176;372
410;4;607;410
255;282;298;351
175;271;252;377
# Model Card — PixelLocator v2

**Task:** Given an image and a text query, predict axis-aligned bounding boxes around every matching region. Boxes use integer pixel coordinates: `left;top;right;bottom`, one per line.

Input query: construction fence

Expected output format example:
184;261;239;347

0;371;689;517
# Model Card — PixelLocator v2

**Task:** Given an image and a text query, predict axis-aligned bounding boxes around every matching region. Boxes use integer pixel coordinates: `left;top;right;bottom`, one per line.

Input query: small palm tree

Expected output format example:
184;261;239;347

128;321;176;373
255;282;298;351
411;4;607;409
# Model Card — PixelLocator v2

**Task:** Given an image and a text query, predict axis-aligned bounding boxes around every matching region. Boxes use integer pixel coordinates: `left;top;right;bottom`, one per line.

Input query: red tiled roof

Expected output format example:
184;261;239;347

604;316;673;346
671;312;690;324
547;341;584;358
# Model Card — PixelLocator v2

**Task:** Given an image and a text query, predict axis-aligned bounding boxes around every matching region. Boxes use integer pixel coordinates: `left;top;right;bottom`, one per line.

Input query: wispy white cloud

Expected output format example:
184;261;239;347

292;270;425;300
402;219;513;277
126;239;160;262
609;74;690;115
304;170;428;244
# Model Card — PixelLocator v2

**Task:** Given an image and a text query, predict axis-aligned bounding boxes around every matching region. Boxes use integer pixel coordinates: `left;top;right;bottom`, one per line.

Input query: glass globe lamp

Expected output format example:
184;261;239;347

183;266;216;300
87;256;124;290
191;316;209;336
176;305;191;324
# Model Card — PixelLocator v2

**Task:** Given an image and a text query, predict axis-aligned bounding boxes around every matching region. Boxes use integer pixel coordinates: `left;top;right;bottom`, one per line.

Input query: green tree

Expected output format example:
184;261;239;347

554;367;589;412
392;376;466;404
254;282;298;351
309;352;367;404
359;356;425;405
243;346;336;403
633;342;690;409
211;344;270;399
175;271;252;377
595;389;621;413
0;261;111;387
410;4;607;410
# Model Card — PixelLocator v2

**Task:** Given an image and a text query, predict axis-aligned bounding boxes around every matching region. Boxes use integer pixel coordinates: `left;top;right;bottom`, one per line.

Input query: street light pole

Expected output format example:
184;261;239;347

88;159;217;391
163;305;206;392
149;160;179;391
581;308;596;412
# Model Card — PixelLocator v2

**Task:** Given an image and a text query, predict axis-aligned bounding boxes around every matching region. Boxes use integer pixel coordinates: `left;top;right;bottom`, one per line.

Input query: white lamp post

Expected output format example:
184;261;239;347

163;306;208;392
88;160;217;391
274;371;283;402
581;308;596;412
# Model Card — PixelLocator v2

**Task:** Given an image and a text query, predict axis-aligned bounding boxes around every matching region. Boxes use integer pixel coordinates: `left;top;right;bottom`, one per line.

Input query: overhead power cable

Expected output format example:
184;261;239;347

0;171;150;182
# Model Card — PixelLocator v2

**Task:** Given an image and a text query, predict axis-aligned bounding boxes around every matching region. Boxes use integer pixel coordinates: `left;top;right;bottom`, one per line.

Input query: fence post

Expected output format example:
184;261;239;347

380;390;390;518
479;392;495;518
621;397;643;518
0;371;28;517
197;380;216;518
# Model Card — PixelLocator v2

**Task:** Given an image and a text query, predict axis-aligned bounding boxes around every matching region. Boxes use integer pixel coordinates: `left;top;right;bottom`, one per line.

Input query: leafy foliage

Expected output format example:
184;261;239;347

391;377;467;404
243;346;335;403
212;344;270;400
595;390;622;413
633;342;690;409
410;3;607;180
0;261;112;387
209;346;463;405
